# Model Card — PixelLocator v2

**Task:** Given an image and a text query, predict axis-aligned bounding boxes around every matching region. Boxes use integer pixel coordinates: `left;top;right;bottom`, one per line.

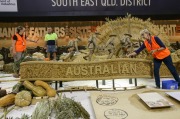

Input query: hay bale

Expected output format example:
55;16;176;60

3;63;14;73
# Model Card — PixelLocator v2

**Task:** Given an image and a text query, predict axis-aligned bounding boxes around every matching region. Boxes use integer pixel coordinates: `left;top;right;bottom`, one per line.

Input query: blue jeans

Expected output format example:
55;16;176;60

154;55;180;88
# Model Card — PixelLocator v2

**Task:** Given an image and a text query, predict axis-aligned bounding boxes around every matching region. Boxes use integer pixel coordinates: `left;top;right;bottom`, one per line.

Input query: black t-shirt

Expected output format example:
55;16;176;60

47;40;56;45
13;34;26;41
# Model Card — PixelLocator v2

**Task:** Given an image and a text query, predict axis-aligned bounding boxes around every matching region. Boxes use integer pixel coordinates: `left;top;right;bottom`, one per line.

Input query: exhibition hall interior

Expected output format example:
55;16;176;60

1;0;180;119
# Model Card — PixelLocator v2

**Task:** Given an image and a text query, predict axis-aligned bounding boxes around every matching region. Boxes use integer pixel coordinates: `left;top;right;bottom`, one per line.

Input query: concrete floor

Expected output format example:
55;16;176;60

0;72;179;119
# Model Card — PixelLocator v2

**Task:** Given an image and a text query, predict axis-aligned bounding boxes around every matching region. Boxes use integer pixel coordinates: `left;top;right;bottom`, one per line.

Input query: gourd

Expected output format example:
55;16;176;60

0;94;16;107
12;82;24;93
23;80;46;97
34;80;56;97
15;90;32;107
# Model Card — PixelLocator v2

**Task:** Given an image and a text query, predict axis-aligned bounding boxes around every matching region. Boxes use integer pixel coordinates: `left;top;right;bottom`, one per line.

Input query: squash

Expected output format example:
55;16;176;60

15;90;32;107
34;80;56;97
0;94;16;107
23;81;46;97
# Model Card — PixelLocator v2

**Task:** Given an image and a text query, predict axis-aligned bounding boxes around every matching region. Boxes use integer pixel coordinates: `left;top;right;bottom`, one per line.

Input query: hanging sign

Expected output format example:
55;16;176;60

0;0;180;16
0;0;18;12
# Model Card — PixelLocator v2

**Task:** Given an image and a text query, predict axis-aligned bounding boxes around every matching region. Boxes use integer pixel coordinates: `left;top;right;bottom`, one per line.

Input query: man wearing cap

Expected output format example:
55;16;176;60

105;34;117;59
127;29;180;88
63;36;82;61
116;33;132;58
83;31;100;61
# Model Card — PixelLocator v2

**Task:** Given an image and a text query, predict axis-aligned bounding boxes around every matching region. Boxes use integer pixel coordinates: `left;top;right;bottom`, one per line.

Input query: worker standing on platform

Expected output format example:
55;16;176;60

127;29;180;88
44;27;58;61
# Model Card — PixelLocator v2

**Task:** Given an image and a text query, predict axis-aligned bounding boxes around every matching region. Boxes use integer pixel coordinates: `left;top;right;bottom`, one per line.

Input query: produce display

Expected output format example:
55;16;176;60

0;79;90;119
15;90;32;107
0;80;57;108
23;80;46;97
34;80;56;97
0;94;16;107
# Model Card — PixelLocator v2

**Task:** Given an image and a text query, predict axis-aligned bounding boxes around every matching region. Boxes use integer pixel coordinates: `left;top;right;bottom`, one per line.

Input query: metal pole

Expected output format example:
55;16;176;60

112;79;115;89
55;81;58;90
134;78;137;86
129;78;133;84
59;81;63;87
102;80;106;85
96;80;99;88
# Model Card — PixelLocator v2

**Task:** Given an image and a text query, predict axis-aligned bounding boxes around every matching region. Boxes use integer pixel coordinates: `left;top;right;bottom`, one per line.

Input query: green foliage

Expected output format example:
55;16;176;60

31;96;90;119
55;96;90;119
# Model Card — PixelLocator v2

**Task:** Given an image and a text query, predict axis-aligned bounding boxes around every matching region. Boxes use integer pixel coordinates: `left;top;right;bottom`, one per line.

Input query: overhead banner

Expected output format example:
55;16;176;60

0;0;18;12
0;0;180;16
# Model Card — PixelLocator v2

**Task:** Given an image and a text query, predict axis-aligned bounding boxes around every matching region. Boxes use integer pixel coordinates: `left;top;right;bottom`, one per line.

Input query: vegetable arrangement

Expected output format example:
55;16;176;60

0;94;16;107
0;80;57;108
0;80;90;119
34;80;56;97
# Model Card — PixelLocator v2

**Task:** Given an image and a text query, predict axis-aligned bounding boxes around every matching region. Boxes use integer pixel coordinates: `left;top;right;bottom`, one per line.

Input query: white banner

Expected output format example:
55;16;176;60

0;0;18;12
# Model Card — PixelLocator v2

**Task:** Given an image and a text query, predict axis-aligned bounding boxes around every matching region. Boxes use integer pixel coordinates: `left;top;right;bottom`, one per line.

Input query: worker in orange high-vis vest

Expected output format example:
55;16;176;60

127;29;180;88
12;26;37;78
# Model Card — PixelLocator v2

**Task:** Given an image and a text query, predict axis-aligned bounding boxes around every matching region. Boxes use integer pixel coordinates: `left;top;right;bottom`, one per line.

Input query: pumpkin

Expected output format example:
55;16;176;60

34;80;56;97
23;81;46;97
0;94;16;107
15;90;32;107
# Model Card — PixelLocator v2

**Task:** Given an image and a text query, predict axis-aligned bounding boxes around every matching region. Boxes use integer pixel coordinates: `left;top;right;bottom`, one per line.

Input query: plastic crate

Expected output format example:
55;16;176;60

162;80;178;90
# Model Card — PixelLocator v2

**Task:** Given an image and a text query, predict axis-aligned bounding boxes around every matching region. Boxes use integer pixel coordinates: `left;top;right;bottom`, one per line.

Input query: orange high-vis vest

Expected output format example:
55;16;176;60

13;33;26;52
144;36;170;59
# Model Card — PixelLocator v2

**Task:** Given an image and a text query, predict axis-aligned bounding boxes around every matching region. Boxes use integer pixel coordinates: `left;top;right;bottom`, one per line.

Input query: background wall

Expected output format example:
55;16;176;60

0;20;180;48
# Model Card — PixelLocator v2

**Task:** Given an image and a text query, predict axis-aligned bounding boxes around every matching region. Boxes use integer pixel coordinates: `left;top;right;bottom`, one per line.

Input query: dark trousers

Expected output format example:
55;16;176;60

13;52;25;74
154;55;180;88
